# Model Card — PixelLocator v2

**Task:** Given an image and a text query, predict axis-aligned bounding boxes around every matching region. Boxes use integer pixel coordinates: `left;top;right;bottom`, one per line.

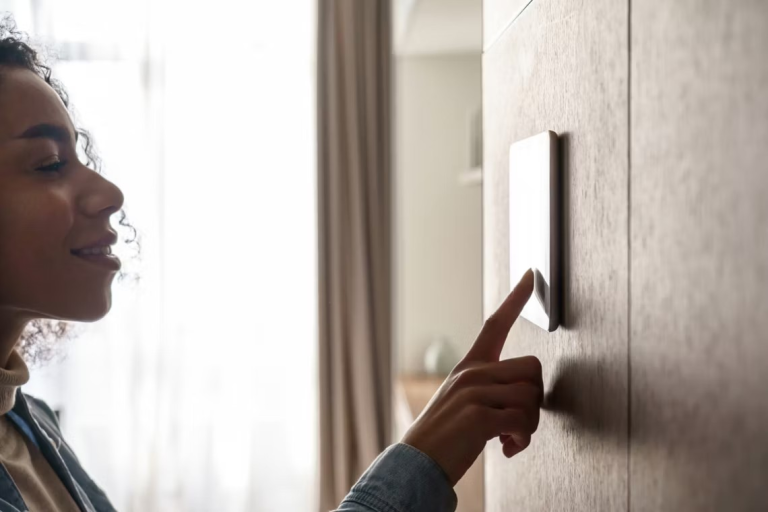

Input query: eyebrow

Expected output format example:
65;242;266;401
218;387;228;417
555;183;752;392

16;123;79;144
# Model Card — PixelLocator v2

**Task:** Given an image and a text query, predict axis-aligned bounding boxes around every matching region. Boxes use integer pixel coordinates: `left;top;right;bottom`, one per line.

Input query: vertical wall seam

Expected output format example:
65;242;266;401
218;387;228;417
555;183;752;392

626;0;633;511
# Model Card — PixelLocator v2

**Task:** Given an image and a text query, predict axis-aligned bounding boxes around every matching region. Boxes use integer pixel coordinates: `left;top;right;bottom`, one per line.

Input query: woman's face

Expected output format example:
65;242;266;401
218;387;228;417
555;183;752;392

0;67;124;324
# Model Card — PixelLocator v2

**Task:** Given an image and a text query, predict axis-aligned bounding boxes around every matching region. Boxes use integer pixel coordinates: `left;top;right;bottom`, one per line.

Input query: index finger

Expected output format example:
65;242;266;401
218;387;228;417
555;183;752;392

462;268;534;363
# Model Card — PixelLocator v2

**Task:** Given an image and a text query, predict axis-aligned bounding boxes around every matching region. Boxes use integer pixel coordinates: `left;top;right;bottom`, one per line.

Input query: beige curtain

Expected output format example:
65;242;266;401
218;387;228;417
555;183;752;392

317;0;393;510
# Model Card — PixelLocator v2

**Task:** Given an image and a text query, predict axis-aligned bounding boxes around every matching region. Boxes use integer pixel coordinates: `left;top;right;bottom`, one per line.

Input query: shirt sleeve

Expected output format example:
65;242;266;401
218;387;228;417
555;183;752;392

334;442;458;512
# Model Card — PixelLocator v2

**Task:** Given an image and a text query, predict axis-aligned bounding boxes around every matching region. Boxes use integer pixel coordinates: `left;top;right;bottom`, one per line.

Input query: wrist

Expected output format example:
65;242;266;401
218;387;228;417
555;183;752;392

400;431;459;487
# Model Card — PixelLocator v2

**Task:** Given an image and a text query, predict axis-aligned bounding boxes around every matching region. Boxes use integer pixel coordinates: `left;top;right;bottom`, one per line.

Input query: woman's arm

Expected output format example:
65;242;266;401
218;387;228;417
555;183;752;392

335;443;456;512
334;269;542;512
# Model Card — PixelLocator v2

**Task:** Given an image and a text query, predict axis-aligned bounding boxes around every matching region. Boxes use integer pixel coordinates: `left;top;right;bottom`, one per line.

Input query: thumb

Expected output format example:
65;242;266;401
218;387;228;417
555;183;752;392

462;268;534;363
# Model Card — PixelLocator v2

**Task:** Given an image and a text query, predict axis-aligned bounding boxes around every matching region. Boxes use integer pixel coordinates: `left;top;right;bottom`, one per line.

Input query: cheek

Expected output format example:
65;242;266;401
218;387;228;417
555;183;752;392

0;189;74;303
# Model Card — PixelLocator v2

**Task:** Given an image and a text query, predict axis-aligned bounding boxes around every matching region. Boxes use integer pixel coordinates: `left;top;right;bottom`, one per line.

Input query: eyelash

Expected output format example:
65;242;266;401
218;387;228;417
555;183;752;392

36;159;68;173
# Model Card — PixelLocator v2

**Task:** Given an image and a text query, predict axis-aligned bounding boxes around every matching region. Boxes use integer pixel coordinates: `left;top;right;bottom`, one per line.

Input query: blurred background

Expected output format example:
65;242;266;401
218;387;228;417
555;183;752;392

390;1;483;510
0;0;484;510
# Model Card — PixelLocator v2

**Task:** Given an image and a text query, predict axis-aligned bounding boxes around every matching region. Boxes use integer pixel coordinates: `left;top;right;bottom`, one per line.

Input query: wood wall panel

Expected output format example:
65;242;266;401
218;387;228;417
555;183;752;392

630;1;768;510
482;0;629;510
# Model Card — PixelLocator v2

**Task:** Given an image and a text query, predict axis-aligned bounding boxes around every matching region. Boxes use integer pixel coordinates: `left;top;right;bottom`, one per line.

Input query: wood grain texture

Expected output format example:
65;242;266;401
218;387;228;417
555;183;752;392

630;2;768;511
482;1;629;510
482;0;530;51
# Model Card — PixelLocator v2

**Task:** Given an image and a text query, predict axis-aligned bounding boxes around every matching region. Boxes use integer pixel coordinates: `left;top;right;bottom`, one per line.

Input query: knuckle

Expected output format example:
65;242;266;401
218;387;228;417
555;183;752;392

524;355;543;374
513;407;538;433
518;410;534;433
506;382;538;408
516;409;529;427
451;370;468;389
531;409;540;433
519;382;543;404
449;361;468;376
501;409;523;430
453;367;480;388
509;408;538;434
454;370;472;387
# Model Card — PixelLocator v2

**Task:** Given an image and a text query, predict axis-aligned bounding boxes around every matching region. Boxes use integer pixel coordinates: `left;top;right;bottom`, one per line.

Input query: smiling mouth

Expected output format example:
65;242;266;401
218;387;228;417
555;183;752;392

70;246;121;271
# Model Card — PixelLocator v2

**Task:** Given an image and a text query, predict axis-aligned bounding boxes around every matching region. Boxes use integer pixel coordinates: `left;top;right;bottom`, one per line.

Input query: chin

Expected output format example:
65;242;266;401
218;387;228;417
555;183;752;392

78;301;113;322
53;294;113;323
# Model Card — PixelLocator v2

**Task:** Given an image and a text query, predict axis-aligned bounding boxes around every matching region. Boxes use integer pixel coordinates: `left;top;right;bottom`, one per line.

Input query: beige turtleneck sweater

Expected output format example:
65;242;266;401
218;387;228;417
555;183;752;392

0;349;81;512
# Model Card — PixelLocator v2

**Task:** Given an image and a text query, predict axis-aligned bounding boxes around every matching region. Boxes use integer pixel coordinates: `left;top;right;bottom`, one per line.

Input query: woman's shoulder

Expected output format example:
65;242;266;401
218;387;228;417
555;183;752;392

18;392;118;511
20;392;62;432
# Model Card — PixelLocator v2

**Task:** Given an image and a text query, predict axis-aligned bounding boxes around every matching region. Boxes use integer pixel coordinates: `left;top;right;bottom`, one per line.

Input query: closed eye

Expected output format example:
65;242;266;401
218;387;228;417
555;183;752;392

36;159;68;173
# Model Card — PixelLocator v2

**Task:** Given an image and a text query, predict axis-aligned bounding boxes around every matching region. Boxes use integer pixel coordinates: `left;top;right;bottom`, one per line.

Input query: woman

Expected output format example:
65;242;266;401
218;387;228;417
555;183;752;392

0;17;543;512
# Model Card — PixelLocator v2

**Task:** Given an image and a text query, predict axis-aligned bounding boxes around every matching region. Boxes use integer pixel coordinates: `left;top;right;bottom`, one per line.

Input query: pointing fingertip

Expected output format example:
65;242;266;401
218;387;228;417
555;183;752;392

516;268;534;293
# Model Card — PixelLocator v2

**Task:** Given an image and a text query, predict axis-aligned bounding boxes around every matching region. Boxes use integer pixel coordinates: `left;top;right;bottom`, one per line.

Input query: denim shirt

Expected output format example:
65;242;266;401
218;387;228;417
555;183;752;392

0;391;116;512
1;391;456;512
335;443;458;512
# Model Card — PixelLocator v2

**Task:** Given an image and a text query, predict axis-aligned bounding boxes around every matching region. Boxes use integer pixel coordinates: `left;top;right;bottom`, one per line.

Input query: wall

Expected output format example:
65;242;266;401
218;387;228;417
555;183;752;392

394;55;482;375
483;0;628;509
483;0;768;511
630;1;768;510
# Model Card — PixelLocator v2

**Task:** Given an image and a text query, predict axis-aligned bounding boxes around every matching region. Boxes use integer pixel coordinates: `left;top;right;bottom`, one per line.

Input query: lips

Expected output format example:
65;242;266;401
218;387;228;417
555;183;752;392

70;231;121;271
71;231;118;253
71;249;121;272
72;245;114;257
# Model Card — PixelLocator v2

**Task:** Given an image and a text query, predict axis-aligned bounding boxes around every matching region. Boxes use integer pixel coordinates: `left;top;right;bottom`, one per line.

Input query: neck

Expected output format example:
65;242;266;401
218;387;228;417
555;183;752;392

0;311;32;414
0;309;30;368
0;349;29;414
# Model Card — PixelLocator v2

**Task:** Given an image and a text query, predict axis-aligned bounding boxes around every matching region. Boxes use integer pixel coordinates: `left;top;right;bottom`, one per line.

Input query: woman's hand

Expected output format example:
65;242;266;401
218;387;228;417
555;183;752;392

401;269;543;486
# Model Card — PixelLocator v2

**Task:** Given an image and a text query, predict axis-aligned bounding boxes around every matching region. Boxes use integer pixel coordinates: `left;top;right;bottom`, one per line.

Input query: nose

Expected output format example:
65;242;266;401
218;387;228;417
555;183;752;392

77;167;125;219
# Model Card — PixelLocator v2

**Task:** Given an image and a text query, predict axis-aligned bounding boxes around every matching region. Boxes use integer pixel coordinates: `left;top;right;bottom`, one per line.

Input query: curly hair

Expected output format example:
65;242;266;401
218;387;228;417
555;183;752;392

0;14;141;365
